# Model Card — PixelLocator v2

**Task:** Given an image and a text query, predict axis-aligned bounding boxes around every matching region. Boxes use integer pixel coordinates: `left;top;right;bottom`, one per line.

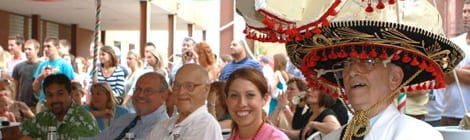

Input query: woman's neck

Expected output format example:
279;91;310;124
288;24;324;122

102;63;112;68
238;119;264;139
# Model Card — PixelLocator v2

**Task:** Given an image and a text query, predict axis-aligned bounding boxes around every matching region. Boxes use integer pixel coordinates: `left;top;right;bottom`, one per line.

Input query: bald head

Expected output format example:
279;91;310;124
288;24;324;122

176;64;209;84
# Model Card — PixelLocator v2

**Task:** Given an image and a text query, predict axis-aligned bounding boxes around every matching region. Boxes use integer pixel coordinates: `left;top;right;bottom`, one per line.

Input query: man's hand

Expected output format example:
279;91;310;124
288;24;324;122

92;109;113;119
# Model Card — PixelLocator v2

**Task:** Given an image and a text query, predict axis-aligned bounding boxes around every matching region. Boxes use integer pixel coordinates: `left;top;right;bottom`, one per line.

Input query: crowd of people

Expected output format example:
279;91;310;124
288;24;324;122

0;0;469;140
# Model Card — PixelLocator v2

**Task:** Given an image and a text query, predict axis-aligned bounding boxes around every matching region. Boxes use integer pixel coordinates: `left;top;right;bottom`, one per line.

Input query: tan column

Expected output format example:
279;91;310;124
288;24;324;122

71;24;78;56
168;14;175;68
220;0;234;55
433;0;464;37
202;30;207;41
31;15;42;42
101;30;106;44
139;0;149;57
188;24;193;37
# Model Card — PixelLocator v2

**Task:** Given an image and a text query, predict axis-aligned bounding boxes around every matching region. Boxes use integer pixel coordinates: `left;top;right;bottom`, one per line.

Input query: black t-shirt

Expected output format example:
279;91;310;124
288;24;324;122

292;105;313;129
301;109;337;139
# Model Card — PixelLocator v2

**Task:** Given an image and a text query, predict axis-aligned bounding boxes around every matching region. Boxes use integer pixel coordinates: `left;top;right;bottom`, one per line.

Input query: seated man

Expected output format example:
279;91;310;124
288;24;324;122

148;64;223;139
20;74;100;139
85;72;170;139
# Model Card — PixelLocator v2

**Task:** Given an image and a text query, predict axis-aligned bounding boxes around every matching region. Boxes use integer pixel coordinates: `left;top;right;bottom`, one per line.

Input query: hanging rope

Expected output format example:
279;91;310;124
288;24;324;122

92;0;102;84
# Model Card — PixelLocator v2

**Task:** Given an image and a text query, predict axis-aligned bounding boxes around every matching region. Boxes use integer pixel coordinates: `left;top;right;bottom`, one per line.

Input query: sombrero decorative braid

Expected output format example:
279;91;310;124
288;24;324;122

237;0;465;139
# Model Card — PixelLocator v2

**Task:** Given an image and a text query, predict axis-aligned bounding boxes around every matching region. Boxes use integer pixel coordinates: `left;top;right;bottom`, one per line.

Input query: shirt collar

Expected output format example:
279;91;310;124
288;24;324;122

140;104;169;124
233;57;249;64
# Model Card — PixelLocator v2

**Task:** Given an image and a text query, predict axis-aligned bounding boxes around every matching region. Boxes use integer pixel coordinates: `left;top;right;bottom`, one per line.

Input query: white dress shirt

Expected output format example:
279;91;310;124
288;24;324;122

147;106;223;140
325;104;443;140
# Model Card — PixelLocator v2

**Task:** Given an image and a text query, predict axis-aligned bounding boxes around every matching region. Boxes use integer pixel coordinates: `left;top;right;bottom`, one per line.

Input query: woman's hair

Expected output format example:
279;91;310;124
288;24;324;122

75;56;88;73
210;81;227;115
195;42;216;66
312;89;336;108
224;67;268;133
287;78;309;92
127;51;143;69
147;48;165;72
273;53;288;71
90;83;117;113
71;82;85;96
0;80;15;99
100;46;118;67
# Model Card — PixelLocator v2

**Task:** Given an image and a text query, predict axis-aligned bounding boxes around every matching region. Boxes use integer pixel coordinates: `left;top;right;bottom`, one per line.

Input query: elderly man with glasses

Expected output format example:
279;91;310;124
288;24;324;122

147;64;223;140
84;72;170;139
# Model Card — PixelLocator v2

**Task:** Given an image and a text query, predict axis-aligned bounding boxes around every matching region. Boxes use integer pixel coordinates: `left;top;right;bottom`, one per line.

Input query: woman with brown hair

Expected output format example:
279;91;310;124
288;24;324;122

84;82;129;130
207;81;231;129
89;46;127;103
225;68;288;140
282;88;341;140
195;42;219;82
269;78;310;130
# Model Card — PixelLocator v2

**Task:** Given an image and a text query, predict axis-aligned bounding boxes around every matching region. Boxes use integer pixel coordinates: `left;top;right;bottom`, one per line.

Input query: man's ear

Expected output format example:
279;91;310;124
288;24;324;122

389;65;404;90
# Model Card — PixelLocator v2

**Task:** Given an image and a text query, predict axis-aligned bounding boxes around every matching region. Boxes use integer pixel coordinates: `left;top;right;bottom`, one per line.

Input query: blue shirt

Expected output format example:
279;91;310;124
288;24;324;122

83;105;130;130
83;104;169;139
33;58;75;102
219;57;262;81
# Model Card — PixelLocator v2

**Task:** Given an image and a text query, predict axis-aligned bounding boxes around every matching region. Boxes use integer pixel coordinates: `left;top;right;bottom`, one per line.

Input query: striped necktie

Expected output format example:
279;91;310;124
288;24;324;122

115;116;140;140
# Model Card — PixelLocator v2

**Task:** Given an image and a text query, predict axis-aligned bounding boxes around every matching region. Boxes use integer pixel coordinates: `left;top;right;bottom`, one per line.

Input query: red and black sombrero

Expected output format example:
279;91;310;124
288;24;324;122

236;0;465;99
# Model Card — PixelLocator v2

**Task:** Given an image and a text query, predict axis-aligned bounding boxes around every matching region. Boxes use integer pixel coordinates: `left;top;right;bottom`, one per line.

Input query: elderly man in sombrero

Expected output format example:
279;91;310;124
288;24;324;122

237;0;465;139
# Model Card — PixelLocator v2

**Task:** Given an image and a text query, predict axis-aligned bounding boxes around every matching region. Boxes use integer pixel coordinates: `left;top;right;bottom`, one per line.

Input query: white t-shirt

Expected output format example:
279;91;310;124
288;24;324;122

425;89;445;121
442;33;470;119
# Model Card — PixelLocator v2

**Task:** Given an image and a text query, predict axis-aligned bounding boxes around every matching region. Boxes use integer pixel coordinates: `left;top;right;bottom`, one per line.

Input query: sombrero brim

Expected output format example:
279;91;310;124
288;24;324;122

286;20;464;98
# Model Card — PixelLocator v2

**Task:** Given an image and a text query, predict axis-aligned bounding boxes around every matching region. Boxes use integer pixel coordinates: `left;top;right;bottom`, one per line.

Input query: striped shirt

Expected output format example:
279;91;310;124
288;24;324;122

90;66;127;97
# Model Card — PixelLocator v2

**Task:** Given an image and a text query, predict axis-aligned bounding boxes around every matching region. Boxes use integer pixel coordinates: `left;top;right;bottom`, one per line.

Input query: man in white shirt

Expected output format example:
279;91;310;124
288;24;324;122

147;64;222;140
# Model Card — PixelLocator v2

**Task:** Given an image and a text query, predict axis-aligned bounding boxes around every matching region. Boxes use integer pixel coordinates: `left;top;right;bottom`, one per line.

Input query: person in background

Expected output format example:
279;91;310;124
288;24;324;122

32;37;76;113
20;74;100;139
148;64;223;140
71;82;85;105
74;56;89;88
0;95;16;122
6;35;25;80
58;39;77;73
269;78;309;130
284;88;341;139
122;48;168;112
441;1;470;125
89;45;126;104
84;82;129;130
12;39;42;109
0;79;34;122
425;89;445;127
269;54;290;115
170;37;198;82
207;81;232;129
219;40;262;81
195;42;219;82
225;67;289;140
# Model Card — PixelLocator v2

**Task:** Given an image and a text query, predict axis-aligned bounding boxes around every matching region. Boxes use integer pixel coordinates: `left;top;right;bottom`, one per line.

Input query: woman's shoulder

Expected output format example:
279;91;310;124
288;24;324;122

260;124;289;140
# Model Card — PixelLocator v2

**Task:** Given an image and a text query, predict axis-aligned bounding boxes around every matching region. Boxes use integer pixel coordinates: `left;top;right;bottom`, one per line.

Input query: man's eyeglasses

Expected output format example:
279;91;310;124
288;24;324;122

133;87;161;95
334;57;385;74
172;82;202;92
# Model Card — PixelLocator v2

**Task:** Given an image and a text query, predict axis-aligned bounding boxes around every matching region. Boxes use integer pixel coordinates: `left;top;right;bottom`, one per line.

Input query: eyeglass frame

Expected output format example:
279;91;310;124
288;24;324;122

133;87;164;95
172;82;204;92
